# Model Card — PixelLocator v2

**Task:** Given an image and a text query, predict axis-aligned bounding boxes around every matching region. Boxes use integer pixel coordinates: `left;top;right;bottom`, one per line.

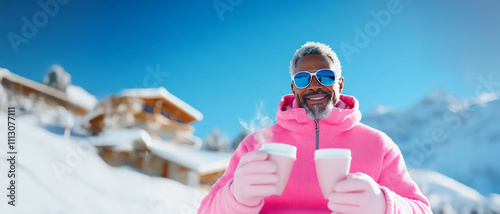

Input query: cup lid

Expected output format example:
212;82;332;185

259;143;297;160
314;148;351;160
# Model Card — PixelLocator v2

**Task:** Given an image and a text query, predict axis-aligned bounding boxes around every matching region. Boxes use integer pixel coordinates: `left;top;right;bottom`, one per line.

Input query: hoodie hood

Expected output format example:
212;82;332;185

276;94;362;133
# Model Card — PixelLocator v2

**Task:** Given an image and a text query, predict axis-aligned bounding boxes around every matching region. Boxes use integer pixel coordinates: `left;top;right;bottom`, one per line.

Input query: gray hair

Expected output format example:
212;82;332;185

289;42;342;78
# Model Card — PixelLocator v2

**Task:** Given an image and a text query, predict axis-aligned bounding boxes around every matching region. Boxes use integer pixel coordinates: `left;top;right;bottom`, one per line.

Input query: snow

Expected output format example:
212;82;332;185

410;169;490;213
66;85;97;110
0;112;205;214
90;128;153;151
0;67;11;79
121;87;203;121
149;141;233;174
362;89;500;195
489;194;500;213
0;81;7;109
82;107;103;122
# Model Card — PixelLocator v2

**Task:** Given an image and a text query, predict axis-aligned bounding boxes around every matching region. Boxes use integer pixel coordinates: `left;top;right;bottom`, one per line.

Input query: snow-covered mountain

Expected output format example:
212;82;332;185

362;89;500;196
410;169;500;214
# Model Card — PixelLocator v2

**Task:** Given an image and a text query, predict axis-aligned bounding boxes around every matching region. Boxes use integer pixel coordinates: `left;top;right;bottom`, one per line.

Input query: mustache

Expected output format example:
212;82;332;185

302;90;331;99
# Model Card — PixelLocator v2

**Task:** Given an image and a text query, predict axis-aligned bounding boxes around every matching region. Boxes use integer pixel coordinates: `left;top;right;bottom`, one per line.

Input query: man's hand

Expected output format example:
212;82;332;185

327;172;386;214
231;151;279;207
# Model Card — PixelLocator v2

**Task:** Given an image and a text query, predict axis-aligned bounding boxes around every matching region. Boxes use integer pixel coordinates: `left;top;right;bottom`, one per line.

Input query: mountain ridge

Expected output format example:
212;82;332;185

362;89;500;195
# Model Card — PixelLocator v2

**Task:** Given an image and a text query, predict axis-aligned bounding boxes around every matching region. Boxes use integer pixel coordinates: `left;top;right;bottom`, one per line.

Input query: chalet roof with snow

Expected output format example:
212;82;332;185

91;128;152;151
148;141;232;174
0;68;96;115
120;87;203;122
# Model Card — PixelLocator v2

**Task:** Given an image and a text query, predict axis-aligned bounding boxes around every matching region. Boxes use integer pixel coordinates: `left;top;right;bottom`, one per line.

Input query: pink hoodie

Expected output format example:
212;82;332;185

198;94;431;214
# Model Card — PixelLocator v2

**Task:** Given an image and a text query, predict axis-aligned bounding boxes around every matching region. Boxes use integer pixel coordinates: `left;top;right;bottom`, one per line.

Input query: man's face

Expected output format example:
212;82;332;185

291;54;344;116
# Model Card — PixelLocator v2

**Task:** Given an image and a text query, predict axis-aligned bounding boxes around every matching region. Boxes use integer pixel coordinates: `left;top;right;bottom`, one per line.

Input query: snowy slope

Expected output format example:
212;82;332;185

0;113;205;214
362;89;500;195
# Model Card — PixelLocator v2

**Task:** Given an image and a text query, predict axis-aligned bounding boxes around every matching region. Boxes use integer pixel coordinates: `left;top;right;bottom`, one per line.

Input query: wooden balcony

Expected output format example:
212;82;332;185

135;112;193;132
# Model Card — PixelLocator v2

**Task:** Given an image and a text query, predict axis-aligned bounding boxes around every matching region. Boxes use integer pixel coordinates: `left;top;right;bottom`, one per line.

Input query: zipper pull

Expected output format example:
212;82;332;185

315;120;319;150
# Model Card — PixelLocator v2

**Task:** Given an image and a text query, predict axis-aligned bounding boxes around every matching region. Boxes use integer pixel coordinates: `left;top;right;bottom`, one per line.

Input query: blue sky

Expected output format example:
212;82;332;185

1;0;499;140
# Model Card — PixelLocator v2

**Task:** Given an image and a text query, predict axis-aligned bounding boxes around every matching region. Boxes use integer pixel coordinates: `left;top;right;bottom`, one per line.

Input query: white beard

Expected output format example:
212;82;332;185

304;100;334;120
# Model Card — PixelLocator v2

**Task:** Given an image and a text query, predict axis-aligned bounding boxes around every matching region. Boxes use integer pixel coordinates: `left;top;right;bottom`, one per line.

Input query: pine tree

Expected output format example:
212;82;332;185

43;64;71;91
203;127;231;152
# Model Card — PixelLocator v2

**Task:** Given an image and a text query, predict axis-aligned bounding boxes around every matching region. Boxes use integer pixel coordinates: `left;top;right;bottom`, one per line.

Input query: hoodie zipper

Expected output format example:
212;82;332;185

315;120;319;150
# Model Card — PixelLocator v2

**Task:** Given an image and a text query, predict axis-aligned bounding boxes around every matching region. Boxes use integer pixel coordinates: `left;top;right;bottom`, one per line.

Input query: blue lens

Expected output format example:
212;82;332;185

293;72;311;88
317;70;335;86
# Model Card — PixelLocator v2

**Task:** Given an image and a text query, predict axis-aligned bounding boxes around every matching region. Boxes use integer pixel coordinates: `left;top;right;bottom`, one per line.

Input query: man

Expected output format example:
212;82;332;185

198;42;431;213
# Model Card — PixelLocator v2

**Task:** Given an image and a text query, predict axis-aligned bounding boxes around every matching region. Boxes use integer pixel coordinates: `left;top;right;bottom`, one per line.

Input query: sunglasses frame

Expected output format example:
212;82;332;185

291;69;339;89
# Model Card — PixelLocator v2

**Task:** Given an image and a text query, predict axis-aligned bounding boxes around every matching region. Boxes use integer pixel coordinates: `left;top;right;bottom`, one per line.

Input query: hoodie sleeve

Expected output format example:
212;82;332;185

377;142;432;214
197;138;264;214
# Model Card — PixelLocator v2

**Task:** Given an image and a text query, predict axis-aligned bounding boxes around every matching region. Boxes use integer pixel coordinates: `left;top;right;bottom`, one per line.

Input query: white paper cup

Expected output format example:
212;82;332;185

314;149;351;199
259;143;297;195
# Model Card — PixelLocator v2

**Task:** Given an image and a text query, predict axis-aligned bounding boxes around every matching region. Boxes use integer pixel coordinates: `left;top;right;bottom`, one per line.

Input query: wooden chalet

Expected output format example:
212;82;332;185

86;87;229;189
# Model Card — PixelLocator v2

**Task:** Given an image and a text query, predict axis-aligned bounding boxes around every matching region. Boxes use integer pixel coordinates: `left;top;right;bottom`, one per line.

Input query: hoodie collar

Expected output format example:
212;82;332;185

276;94;362;133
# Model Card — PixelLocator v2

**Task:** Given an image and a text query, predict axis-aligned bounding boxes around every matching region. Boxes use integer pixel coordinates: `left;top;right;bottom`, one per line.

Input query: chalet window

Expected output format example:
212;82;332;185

161;110;171;119
144;105;154;114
